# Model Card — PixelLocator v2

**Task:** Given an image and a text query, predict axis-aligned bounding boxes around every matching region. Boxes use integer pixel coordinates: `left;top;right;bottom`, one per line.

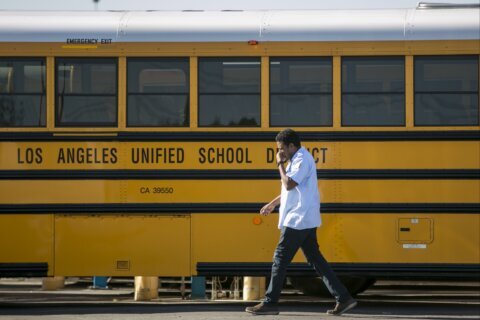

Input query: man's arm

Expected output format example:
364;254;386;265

278;163;298;191
260;194;281;216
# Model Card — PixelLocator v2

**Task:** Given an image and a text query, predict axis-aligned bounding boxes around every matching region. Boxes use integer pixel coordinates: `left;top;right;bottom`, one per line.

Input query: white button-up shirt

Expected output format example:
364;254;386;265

278;147;321;230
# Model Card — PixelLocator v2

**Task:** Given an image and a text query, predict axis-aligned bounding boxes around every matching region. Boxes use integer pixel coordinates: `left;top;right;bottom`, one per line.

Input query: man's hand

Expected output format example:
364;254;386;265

276;150;286;165
260;202;275;216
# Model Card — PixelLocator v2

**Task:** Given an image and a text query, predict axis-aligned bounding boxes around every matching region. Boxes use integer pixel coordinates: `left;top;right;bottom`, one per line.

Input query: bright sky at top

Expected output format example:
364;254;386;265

0;0;478;10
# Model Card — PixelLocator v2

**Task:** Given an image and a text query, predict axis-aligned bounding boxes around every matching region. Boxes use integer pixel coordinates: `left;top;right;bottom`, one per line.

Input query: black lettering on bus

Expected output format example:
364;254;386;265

198;147;252;163
35;148;43;164
198;148;206;164
17;147;42;164
17;148;23;164
199;147;251;164
94;148;101;163
66;38;98;44
156;148;162;163
168;148;175;163
110;148;118;164
102;148;109;163
76;148;85;163
214;148;224;163
310;147;320;163
177;148;184;163
57;148;65;163
320;147;328;164
141;148;150;163
305;147;328;164
226;148;234;163
266;148;275;163
65;148;74;163
132;147;183;164
86;148;94;164
245;148;252;163
131;148;139;164
58;147;116;164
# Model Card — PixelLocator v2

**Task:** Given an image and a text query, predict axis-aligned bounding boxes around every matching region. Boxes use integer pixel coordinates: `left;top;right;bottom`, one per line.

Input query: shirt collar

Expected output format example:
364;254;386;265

287;147;302;170
291;146;302;161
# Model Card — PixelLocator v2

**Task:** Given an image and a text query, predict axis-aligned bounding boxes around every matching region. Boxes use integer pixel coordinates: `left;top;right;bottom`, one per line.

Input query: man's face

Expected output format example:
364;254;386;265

276;141;297;161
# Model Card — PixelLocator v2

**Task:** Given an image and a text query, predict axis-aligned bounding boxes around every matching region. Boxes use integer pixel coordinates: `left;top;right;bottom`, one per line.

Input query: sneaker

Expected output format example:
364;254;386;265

326;298;357;316
245;302;279;315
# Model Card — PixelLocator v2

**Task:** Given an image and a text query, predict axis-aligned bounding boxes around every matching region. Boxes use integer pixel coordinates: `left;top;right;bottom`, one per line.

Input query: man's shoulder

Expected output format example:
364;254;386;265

295;147;308;157
296;147;314;163
289;148;315;174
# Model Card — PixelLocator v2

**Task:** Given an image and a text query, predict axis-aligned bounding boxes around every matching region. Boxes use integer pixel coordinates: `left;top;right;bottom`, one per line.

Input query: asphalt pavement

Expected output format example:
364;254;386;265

0;278;478;320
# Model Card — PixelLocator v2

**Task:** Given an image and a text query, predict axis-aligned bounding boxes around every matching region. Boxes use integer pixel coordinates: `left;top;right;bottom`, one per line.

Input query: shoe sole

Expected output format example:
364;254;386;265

245;309;279;315
327;301;357;316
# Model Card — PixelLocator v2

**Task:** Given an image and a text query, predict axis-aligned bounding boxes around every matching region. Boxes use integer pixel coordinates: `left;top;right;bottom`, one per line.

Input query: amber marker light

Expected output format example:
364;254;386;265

253;216;263;225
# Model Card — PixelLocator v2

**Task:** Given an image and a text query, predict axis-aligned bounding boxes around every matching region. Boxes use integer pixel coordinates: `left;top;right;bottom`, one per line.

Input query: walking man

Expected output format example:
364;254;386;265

245;129;357;316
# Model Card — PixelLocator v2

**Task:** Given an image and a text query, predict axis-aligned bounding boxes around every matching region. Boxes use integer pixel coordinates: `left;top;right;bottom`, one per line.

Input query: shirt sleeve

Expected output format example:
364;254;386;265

287;155;309;185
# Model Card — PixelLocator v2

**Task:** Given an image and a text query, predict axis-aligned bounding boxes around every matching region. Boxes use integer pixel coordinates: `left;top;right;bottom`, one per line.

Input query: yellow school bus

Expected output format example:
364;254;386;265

0;4;479;294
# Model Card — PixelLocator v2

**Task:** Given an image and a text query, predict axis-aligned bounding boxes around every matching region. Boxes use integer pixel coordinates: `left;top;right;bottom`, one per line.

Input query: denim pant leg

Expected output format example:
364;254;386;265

264;227;305;304
300;228;352;303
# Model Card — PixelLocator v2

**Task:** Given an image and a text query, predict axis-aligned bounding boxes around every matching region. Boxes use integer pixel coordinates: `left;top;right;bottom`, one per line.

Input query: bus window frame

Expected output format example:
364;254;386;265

413;54;480;127
197;56;261;128
0;57;47;128
54;57;118;128
126;57;190;128
341;56;406;128
269;56;334;128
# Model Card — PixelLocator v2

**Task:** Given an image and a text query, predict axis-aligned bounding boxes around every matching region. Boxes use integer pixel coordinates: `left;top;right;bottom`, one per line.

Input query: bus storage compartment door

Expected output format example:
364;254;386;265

54;214;190;276
0;214;54;277
397;218;433;244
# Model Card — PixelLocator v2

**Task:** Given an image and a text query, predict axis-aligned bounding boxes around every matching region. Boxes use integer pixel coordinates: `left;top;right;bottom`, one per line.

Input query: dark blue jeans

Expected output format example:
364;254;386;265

264;227;352;304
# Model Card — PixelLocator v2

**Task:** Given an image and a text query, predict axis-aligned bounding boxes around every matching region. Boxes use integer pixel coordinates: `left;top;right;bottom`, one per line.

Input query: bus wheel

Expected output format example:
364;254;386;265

289;276;375;297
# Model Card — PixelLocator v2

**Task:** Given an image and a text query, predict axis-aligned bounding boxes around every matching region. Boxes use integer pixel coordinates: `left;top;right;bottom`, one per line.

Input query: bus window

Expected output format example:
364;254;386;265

270;57;332;127
198;58;260;127
414;55;479;126
0;59;46;127
56;58;117;127
127;58;189;127
342;57;405;126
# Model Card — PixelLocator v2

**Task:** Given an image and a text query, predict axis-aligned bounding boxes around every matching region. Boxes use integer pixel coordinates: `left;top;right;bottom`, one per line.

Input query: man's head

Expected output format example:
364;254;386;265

275;128;301;161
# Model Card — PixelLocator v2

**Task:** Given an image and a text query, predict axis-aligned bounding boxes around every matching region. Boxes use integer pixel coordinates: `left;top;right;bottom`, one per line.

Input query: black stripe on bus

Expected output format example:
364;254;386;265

1;169;479;180
0;130;478;141
196;262;480;280
0;263;48;277
0;203;477;214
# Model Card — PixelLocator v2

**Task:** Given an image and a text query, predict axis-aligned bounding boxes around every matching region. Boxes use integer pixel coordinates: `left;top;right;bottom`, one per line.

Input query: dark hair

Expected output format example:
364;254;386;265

275;128;301;148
